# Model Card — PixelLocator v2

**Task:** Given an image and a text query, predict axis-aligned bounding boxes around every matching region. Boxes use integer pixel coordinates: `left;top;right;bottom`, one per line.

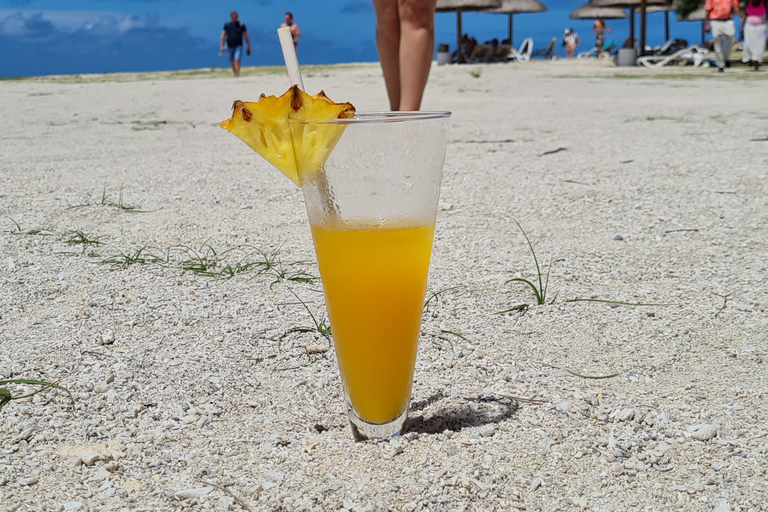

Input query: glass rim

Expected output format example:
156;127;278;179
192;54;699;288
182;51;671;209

288;111;451;125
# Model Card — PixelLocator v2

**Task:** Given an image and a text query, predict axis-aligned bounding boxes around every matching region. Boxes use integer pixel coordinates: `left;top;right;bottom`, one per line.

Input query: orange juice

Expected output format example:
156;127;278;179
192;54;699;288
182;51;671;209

310;221;435;424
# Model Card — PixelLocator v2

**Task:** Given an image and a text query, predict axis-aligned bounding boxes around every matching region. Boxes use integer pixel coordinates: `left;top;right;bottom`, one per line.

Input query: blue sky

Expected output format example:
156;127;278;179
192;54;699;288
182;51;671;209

0;0;708;78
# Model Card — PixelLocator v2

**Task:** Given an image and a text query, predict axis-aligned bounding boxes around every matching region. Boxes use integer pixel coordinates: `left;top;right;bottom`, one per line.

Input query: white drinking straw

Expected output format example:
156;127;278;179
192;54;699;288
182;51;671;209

278;27;304;91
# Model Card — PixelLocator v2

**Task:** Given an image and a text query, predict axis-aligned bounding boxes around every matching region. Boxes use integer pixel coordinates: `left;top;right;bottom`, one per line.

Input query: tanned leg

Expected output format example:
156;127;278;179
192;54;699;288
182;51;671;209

373;0;402;110
397;0;436;111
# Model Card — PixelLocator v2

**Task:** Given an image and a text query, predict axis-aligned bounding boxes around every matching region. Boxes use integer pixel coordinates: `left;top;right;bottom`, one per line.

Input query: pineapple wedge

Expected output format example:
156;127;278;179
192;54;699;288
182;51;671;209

219;85;355;186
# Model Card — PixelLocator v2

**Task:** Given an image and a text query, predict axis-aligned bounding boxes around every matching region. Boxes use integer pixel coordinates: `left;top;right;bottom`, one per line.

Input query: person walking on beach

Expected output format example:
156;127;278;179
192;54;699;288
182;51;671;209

592;18;611;57
220;11;251;77
373;0;436;111
563;28;579;58
740;0;767;71
280;12;301;50
704;0;742;72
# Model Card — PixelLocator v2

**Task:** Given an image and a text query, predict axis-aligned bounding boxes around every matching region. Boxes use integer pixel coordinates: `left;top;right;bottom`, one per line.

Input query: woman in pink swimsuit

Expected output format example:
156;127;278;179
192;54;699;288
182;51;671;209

741;0;767;70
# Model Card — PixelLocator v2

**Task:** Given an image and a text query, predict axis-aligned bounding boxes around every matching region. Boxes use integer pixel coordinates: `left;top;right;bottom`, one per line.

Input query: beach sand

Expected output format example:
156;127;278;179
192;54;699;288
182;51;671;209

1;59;767;511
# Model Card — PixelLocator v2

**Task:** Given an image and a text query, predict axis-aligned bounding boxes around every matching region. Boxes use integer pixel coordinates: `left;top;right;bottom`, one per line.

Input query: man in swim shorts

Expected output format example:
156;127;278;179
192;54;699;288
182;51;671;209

280;12;301;50
220;11;252;77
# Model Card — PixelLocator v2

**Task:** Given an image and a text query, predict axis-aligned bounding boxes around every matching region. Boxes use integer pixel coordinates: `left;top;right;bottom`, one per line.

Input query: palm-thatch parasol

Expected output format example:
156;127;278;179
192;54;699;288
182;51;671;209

570;4;628;20
437;0;501;63
589;0;672;53
480;0;547;46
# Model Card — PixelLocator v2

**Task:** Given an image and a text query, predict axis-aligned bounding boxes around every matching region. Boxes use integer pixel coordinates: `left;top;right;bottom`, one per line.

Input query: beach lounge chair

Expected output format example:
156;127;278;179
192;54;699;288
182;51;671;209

577;41;617;59
532;38;557;59
652;39;689;57
636;45;709;68
508;38;534;62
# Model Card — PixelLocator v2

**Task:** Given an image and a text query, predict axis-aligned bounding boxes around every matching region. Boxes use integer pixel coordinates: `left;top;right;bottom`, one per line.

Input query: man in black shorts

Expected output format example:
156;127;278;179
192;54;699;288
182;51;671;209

220;11;251;77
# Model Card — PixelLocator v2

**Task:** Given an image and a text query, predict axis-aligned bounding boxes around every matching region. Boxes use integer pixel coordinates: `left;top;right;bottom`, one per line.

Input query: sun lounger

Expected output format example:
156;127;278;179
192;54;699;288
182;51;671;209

636;45;709;68
531;38;557;60
508;38;534;62
577;41;617;59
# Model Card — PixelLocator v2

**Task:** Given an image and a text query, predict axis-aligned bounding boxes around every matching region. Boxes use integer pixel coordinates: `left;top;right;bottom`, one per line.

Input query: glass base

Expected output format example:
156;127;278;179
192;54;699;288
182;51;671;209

348;404;409;442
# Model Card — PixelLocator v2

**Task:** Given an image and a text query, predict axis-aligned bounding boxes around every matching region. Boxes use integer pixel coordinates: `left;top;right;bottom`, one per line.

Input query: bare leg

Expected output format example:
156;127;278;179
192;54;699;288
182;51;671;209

373;0;402;110
397;0;436;111
233;60;241;77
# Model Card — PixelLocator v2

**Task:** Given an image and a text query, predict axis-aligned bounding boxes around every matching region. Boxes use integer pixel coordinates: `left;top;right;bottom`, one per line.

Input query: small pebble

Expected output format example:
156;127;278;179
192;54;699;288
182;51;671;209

691;424;718;441
99;330;115;345
174;487;213;500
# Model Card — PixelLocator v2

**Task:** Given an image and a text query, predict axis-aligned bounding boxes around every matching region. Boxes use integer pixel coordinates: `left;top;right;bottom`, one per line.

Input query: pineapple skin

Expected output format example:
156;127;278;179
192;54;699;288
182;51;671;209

219;85;355;186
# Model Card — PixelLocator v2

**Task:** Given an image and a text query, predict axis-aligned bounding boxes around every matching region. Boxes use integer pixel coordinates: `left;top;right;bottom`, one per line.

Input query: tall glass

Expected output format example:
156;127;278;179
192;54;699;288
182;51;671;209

289;112;450;441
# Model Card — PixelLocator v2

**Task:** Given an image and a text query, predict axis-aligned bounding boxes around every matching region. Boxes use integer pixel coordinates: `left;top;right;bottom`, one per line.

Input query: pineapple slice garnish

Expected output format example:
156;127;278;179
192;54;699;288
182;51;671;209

219;85;355;186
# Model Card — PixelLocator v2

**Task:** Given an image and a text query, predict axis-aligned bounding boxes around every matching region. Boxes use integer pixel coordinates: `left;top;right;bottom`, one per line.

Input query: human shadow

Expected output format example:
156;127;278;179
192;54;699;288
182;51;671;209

405;393;520;435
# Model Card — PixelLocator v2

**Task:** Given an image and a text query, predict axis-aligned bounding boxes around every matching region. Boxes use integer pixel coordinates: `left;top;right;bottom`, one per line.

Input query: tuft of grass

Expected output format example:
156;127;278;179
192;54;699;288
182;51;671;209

176;242;219;276
423;286;462;314
63;230;102;254
538;362;620;380
495;303;529;315
100;246;167;269
1;378;74;410
469;69;482;79
427;329;472;354
564;298;673;307
7;218;56;236
68;185;148;213
250;245;317;286
275;292;332;371
504;219;557;308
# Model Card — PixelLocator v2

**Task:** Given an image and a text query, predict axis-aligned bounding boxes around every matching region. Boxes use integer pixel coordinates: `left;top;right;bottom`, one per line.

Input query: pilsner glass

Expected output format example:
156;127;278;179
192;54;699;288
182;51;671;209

289;112;450;441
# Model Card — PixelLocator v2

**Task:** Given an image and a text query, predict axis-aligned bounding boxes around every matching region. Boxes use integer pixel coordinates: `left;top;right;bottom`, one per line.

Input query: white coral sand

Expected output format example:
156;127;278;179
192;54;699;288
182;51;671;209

1;60;766;511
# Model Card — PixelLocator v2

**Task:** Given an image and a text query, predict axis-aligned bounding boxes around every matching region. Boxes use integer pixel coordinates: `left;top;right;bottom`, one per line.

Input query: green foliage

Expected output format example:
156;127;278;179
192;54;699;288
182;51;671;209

504;219;557;308
0;379;74;410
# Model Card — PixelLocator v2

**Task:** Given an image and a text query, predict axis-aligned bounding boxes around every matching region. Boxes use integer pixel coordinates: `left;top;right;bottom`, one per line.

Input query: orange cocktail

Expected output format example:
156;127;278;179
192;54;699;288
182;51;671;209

291;111;450;440
311;222;435;424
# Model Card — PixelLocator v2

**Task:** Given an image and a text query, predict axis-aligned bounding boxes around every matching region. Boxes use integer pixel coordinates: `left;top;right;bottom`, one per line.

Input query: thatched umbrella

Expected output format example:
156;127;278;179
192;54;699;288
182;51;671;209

590;0;672;53
481;0;547;46
570;4;628;20
437;0;501;63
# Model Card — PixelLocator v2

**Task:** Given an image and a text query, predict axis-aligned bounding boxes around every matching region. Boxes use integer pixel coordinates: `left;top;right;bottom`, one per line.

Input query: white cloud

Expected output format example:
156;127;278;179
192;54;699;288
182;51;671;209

0;8;186;36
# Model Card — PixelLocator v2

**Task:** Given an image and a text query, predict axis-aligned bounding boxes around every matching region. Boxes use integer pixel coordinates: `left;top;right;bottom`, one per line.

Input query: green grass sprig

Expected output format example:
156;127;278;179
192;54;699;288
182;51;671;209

0;378;74;410
505;219;557;307
538;362;620;380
